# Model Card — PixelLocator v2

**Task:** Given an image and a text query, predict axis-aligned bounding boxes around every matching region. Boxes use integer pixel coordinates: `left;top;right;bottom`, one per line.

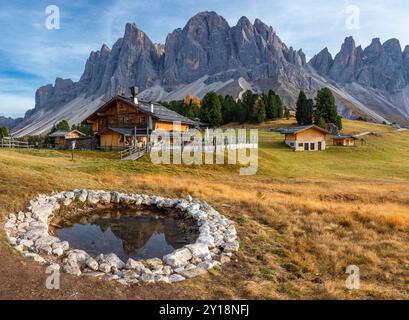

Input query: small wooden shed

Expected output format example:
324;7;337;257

332;135;358;147
49;130;86;149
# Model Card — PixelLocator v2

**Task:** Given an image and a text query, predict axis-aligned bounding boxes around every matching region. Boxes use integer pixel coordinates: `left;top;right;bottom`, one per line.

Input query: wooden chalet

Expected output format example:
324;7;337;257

281;125;329;151
84;91;197;150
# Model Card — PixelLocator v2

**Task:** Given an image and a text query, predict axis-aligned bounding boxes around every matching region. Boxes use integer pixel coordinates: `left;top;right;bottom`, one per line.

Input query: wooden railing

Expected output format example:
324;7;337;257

119;146;147;160
0;138;33;149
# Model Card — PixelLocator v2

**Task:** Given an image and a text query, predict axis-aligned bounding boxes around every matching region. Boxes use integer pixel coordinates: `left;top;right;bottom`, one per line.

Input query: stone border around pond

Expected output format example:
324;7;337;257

4;190;239;285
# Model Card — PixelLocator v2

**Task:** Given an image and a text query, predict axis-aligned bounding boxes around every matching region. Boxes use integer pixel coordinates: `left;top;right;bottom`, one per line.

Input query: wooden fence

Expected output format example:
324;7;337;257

0;138;33;149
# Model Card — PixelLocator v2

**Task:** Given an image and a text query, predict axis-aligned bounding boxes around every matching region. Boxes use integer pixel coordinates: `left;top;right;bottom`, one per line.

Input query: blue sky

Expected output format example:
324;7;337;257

1;0;409;118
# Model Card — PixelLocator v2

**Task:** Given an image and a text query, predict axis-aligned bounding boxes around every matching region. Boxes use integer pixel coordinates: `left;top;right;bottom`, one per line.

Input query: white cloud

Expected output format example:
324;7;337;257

0;94;35;118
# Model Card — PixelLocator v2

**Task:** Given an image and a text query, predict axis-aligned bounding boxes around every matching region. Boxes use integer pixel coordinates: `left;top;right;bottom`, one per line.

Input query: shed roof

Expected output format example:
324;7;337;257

332;135;358;140
281;125;329;135
49;130;86;138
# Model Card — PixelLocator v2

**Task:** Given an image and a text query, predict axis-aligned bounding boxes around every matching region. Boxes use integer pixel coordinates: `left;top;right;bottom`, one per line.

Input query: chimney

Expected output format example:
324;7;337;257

130;86;139;104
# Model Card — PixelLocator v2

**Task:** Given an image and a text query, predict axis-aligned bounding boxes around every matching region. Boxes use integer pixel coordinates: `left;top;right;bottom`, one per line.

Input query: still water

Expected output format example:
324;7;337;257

57;209;198;261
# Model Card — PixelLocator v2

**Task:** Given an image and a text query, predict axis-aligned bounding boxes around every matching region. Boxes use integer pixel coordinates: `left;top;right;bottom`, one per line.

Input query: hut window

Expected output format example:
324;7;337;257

310;143;315;150
290;142;294;147
299;143;303;147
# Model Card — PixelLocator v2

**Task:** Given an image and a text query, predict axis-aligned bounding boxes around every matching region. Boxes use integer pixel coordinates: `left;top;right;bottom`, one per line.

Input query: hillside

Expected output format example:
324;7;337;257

1;119;408;299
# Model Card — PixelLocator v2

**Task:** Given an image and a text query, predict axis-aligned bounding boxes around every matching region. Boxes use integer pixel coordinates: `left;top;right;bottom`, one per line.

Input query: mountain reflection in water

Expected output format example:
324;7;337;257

57;209;198;261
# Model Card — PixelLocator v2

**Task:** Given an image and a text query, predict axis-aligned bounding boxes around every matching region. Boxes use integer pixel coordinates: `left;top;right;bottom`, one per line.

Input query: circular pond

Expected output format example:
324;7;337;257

5;190;239;285
55;208;199;261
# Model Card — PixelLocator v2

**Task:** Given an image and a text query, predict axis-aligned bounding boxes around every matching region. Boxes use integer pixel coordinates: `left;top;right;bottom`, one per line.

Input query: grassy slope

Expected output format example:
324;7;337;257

0;119;408;299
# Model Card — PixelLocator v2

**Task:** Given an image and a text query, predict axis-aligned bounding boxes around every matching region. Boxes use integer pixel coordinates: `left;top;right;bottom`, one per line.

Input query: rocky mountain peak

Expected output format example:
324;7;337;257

185;11;229;30
341;36;357;53
382;38;403;60
100;43;111;53
327;36;360;83
308;47;333;75
364;38;383;59
236;16;252;29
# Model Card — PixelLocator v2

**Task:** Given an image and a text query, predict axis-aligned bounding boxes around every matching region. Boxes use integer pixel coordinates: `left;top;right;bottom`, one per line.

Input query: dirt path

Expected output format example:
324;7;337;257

0;240;210;300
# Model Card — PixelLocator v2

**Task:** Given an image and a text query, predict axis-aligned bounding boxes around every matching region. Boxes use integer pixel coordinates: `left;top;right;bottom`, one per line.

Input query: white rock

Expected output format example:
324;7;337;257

223;240;239;253
78;190;88;202
177;267;207;279
163;266;173;276
31;204;54;223
125;258;145;273
169;274;186;283
196;234;215;248
63;264;81;276
140;273;155;283
198;260;220;270
64;192;75;199
52;247;64;257
176;201;190;211
87;191;100;205
99;263;112;273
48;263;61;271
174;267;185;274
122;270;139;280
96;253;125;271
4;221;16;229
145;258;163;271
35;236;59;254
110;192;121;204
20;239;34;249
186;243;211;260
17;222;29;232
14;244;25;252
86;257;99;271
8;237;17;246
154;274;170;283
163;248;192;268
64;249;92;271
186;195;193;202
99;192;111;204
184;264;196;271
17;211;25;222
52;241;69;251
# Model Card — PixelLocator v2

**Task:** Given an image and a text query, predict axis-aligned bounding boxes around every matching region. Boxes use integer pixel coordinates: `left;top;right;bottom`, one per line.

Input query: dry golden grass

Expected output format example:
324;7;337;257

0;119;408;299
